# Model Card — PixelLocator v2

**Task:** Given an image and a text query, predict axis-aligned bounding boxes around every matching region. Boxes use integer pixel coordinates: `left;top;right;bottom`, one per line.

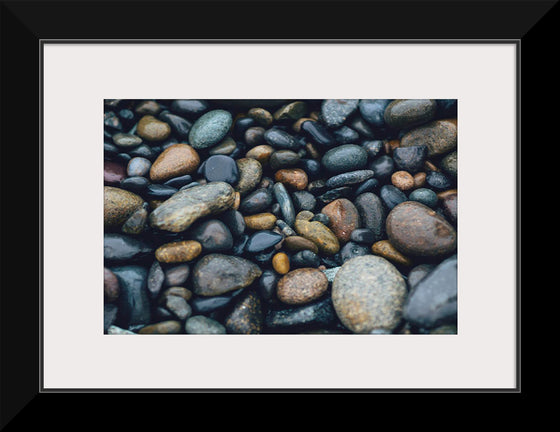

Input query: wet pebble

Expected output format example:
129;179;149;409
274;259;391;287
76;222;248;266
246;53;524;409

188;109;233;149
200;155;239;185
136;115;171;142
321;144;368;174
149;144;200;182
189;219;233;252
277;268;328;305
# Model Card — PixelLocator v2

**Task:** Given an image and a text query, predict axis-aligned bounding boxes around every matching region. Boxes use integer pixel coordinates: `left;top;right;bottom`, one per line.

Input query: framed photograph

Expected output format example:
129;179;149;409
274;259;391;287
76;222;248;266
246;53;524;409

1;0;547;424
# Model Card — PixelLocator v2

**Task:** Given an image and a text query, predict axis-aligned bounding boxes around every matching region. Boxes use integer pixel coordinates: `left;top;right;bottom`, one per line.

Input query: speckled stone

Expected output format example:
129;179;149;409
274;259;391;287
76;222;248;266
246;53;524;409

353;192;386;242
391;170;415;191
244;212;277;230
321;144;368;174
224;290;263;334
113;133;143;148
185;315;226;334
155;240;202;263
332;255;407;333
383;99;437;130
247;107;274;127
149;144;200;182
439;150;457;177
104;186;144;229
277;268;329;305
245;145;274;166
321;198;361;244
371;240;413;267
192;254;262;296
294;211;340;255
320;99;359;128
139;320;182;334
235;157;263;195
149;182;236;232
400;119;457;157
264;297;337;331
136;115;171;142
325;170;375;189
188;109;233;149
386;201;457;257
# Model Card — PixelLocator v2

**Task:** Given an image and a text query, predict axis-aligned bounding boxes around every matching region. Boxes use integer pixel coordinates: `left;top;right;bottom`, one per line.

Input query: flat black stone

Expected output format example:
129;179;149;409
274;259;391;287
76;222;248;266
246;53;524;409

354;178;380;196
258;269;279;303
163;174;192;189
264;127;300;150
104;233;153;264
239;188;273;214
245;230;283;253
298;158;322;179
170;99;210;119
325;170;374;189
316;187;353;206
264;297;337;332
380;185;407;210
369;155;395;182
219;209;246;238
339;241;371;263
200;154;239;185
189;219;234;252
159;110;192;139
291;190;317;212
350;228;376;244
300;120;336;147
291;250;321;268
120;176;150;193
358;99;392;128
111;265;151;329
144;184;178;200
333;126;359;144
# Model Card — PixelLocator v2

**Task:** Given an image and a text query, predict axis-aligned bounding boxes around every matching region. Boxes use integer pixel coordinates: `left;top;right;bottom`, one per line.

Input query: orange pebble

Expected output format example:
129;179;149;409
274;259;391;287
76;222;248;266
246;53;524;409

272;252;290;275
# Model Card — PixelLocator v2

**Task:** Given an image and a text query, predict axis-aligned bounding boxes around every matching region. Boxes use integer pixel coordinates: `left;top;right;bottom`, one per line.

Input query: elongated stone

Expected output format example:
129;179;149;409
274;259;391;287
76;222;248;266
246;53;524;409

294;211;340;255
272;182;296;227
149;182;236;232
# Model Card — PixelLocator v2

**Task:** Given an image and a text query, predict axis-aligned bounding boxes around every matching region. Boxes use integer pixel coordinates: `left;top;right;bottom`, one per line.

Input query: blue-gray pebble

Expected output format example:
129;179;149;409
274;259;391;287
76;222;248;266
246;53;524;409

188;109;233;149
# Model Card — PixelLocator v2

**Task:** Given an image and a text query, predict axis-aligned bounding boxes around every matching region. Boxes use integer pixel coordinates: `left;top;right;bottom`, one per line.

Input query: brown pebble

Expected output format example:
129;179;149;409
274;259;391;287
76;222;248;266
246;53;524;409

244;212;277;230
104;186;144;228
371;240;413;267
149;143;200;182
160;287;192;302
246;145;274;166
232;192;241;210
305;142;321;160
282;235;319;254
440;192;458;224
155;240;202;263
387;139;400;154
276;268;328;305
424;160;440;172
274;168;308;191
391;171;415;191
413;172;427;189
136;115;171;142
437;189;458;200
138;321;182;334
272;252;290;275
321;198;361;243
247;107;273;127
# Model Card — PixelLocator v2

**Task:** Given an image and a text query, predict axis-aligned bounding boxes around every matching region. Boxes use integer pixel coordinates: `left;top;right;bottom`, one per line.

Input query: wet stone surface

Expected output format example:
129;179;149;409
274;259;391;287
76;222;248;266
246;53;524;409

104;99;458;335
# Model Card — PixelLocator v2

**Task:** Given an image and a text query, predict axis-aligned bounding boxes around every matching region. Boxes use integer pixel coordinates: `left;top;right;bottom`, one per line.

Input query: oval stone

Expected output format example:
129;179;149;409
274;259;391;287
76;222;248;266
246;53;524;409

136;115;171;142
155;240;202;263
200;154;239;185
354;192;386;242
104;186;144;228
332;255;407;333
188;109;233;149
189;219;233;252
321;144;368;174
149;144;200;182
244;212;277;230
386;201;457;257
294;211;340;255
272;252;290;275
277;268;329;305
321;198;361;244
282;235;319;254
383;99;437;130
274;168;308;191
185;315;226;334
400;119;457;157
192;254;262;296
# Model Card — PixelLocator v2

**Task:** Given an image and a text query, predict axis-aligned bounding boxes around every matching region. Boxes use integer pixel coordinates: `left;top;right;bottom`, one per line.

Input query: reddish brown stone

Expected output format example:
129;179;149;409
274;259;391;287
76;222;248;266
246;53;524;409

391;171;415;191
149;143;200;182
282;235;319;254
276;268;328;305
321;198;361;243
274;168;308;191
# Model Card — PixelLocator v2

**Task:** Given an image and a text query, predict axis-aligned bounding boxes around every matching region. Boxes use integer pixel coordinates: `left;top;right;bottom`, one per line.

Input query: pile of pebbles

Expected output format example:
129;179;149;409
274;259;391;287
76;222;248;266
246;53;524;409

104;99;458;335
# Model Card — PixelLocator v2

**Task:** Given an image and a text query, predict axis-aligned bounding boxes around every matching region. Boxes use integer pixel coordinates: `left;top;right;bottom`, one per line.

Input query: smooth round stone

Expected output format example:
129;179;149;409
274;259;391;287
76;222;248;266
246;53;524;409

325;170;374;189
185;315;226;334
264;297;337;331
164;264;190;287
274;168;308;191
127;157;151;177
350;228;376;244
407;263;435;290
391;171;415;191
320;99;359;128
392;145;428;174
104;186;144;228
208;136;236;156
440;150;457;178
369;155;394;181
155;240;202;263
269;150;301;170
403;254;457;329
273;101;308;121
239;188;273;215
119;176;150;193
333;125;359;144
188;109;233;149
291;191;316;212
321;198;361;244
272;182;296;227
282;235;319;255
170;100;209;118
294;211;340;255
386;201;457;257
149;182;236;232
161;286;192;302
380;185;407;210
339;241;370;264
263;128;300;150
300;120;336;147
145;184;178;200
190;289;243;314
245;230;283;253
224;290;263;334
104;233;153;263
235;158;262;195
272;252;290;275
371;240;413;267
332;255;407;333
104;160;126;185
321;144;368;174
244;126;266;147
199;154;239;185
192;254;262;296
219;209;246;237
244;212;277;230
247;107;274;127
113;133;143;148
139;321;182;334
149;144;200;182
361;140;384;159
246;144;274;165
111;265;151;329
408;188;438;208
136;115;172;142
383;99;438;130
358;99;392;127
400;119;457;157
290;250;321;268
277;268;329;305
425;170;453;191
104;267;120;302
162;293;192;321
189;219;233;252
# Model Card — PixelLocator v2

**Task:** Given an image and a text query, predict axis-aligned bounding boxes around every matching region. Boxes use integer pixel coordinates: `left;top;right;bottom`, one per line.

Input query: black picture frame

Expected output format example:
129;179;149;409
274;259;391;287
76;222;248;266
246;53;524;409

1;0;550;426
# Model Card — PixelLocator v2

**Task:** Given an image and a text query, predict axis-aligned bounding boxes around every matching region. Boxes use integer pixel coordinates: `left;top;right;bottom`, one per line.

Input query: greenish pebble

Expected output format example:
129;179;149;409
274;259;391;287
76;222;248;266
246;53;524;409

321;144;368;174
408;188;438;208
322;266;340;283
440;150;457;177
113;133;143;148
185;315;227;334
188;109;233;149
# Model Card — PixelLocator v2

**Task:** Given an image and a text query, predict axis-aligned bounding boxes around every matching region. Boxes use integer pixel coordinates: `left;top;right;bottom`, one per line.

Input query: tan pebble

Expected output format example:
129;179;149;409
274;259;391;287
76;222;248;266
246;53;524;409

244;212;277;230
233;192;241;210
136;115;171;142
305;142;321;160
310;111;320;121
155;240;202;263
437;188;458;200
274;168;308;191
272;252;290;275
138;321;182;334
160;287;193;302
149;143;200;182
413;172;427;189
391;170;415;191
246;144;274;165
371;240;413;267
294;211;340;255
282;235;319;254
247;107;273;127
104;186;144;228
276;268;328;305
